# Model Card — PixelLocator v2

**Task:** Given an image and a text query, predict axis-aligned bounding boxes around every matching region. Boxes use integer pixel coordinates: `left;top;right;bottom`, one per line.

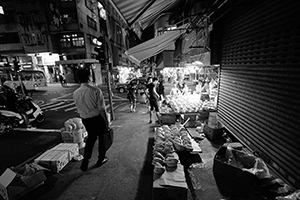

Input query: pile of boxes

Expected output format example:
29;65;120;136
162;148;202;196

0;165;46;200
34;143;79;174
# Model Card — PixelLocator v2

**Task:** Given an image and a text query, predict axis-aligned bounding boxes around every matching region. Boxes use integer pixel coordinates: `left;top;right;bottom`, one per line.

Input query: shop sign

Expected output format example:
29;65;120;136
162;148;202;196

21;32;48;46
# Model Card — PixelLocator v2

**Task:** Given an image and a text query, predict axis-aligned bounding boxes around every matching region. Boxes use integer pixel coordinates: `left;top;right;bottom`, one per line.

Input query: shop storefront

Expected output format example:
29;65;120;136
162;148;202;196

210;0;300;188
55;59;101;84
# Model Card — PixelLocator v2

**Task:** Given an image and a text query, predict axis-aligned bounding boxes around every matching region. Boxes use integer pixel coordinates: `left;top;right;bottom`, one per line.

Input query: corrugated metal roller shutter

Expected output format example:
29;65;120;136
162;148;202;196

217;0;300;187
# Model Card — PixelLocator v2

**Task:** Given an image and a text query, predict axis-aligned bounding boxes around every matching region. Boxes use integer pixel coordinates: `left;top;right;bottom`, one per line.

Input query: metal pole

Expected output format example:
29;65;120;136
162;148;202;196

106;64;114;120
103;40;114;121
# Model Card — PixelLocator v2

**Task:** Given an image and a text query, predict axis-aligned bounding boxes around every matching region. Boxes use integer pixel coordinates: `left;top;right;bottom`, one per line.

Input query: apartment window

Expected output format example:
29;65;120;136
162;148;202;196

60;33;84;48
0;33;20;44
87;16;97;31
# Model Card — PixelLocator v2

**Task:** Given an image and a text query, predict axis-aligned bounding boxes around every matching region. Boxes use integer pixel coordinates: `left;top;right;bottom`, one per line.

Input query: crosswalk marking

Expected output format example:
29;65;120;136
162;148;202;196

65;106;77;112
41;102;64;110
49;102;75;111
39;99;119;112
39;101;57;108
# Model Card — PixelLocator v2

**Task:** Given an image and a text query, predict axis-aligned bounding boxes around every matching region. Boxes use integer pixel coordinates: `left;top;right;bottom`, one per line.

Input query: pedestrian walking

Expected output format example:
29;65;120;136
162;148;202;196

59;73;64;87
62;74;67;86
146;77;160;124
144;77;152;111
127;81;138;112
73;69;110;172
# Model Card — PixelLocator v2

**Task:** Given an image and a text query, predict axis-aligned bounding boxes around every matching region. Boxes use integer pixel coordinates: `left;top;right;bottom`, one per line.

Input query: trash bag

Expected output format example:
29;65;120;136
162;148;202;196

275;189;300;200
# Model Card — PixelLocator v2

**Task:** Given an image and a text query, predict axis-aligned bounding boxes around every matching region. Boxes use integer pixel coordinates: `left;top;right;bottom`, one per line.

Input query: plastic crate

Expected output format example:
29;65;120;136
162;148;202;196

159;113;177;125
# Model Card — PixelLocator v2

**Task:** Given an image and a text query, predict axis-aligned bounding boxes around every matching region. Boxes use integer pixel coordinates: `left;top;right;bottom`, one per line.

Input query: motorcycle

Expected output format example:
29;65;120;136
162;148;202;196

0;110;25;135
0;85;44;134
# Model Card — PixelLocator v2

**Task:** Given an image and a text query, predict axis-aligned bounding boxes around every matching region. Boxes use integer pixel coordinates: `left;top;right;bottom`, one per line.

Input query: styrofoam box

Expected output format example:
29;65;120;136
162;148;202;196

34;150;69;173
51;143;79;161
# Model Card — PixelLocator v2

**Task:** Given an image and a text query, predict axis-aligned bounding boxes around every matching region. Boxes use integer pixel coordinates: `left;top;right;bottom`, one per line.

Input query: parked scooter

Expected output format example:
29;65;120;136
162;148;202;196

0;110;25;135
0;85;44;134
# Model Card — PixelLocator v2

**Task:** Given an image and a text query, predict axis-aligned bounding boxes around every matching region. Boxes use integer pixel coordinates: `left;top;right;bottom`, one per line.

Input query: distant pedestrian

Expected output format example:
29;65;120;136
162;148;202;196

170;81;181;96
62;74;67;86
146;77;160;124
59;73;66;87
144;77;152;110
73;69;110;172
127;81;138;112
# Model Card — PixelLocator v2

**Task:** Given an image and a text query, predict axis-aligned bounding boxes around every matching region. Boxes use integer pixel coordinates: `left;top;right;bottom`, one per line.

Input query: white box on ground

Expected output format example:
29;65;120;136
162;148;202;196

51;143;79;161
208;112;218;128
0;169;16;200
34;150;69;173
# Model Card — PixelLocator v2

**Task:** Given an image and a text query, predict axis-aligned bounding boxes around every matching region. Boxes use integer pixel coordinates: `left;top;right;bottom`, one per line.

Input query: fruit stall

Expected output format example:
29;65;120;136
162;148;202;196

159;94;216;127
152;124;202;200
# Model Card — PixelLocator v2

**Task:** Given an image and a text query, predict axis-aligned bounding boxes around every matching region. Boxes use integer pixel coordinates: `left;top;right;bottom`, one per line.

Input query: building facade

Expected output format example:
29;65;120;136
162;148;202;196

0;0;133;84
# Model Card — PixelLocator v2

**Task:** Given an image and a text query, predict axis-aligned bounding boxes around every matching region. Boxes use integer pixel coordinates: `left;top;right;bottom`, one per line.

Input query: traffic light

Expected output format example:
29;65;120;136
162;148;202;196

13;60;20;72
94;36;106;65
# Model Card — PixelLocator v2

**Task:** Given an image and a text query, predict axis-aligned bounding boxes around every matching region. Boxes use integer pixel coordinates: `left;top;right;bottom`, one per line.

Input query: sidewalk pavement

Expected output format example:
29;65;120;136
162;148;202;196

20;101;224;200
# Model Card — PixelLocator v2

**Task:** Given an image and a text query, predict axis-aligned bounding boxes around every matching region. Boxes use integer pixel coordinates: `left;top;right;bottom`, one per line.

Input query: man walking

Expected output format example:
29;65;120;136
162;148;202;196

73;69;109;171
146;77;160;123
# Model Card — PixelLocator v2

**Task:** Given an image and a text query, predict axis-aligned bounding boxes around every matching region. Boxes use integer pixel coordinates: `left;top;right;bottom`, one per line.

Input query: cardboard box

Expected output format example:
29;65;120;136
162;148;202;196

0;169;46;200
208;112;218;128
51;143;79;161
203;121;224;140
181;113;198;128
198;110;209;119
34;150;69;173
152;183;187;200
153;164;188;200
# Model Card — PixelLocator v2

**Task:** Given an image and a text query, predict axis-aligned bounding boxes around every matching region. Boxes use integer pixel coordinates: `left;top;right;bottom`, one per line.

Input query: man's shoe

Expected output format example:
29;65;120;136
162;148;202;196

149;120;152;124
96;157;108;167
80;160;89;172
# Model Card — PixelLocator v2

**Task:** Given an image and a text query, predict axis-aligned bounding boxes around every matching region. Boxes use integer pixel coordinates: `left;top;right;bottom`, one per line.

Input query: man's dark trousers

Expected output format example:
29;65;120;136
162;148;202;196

82;114;107;162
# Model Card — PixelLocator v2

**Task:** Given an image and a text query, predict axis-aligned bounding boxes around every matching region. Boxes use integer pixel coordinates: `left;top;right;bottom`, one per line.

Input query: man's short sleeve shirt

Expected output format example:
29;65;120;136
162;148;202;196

73;83;105;119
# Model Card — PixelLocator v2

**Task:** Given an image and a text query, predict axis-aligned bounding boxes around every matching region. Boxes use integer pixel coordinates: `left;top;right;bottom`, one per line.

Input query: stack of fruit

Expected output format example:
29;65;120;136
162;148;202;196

152;124;195;176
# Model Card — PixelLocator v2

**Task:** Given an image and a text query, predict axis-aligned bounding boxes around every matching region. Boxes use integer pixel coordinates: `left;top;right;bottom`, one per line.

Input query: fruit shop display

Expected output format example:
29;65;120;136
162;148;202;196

161;95;216;114
152;124;193;176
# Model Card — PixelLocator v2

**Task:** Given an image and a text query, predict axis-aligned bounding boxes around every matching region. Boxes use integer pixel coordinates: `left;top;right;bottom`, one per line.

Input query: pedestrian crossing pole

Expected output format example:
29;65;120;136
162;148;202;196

103;39;114;121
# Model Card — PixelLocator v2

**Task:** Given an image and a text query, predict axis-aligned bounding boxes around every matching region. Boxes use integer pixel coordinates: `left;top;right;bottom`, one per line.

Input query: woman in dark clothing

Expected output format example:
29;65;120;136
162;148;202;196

127;82;138;112
157;80;165;101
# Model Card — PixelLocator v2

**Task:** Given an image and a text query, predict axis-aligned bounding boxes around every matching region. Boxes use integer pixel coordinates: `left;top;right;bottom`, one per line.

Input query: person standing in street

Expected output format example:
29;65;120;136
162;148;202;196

157;79;165;101
59;73;64;87
146;77;160;124
73;68;109;172
127;81;138;112
62;73;67;87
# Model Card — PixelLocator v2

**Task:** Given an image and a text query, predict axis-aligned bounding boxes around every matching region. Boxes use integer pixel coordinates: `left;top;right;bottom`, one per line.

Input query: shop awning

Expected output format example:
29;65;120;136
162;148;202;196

109;0;182;30
55;59;98;65
125;24;188;66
